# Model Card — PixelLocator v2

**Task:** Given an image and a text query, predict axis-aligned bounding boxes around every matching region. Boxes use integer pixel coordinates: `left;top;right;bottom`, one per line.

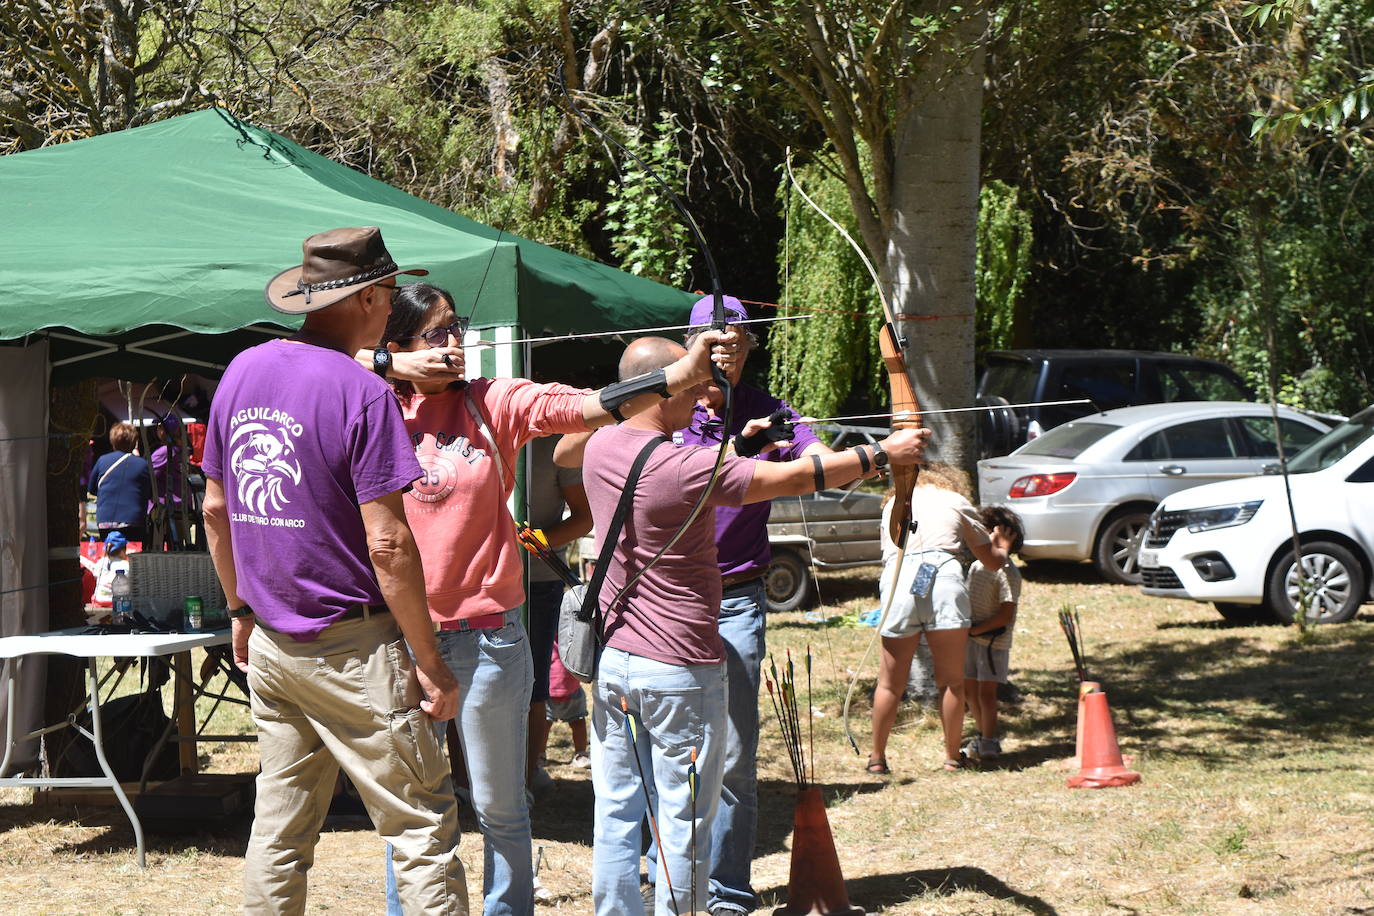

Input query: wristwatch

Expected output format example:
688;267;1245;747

228;605;255;619
871;444;890;469
372;347;392;378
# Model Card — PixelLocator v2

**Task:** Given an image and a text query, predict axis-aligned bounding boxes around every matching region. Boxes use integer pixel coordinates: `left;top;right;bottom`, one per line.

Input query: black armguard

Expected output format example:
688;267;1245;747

599;368;672;421
733;408;797;458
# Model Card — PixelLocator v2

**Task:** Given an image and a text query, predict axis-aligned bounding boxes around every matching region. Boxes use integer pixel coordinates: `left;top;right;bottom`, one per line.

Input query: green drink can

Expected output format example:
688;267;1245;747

185;596;204;631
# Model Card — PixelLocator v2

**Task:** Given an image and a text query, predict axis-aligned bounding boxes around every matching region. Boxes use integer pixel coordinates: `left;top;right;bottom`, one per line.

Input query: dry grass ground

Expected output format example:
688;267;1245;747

3;563;1374;915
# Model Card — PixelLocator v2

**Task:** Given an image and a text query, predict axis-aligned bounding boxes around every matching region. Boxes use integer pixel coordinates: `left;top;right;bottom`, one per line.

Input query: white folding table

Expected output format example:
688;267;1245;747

0;628;234;866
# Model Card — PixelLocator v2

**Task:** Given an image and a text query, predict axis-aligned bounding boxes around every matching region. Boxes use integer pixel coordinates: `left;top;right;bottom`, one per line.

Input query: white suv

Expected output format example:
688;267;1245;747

1137;407;1374;624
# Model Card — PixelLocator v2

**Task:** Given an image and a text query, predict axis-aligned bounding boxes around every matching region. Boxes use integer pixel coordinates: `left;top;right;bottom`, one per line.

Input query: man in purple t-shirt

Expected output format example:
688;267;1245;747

676;295;831;916
582;336;928;916
202;227;464;915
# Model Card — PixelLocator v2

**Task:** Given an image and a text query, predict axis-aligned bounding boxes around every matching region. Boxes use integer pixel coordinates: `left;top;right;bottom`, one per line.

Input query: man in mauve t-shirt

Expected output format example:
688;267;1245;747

202;227;465;916
675;295;830;916
582;337;929;916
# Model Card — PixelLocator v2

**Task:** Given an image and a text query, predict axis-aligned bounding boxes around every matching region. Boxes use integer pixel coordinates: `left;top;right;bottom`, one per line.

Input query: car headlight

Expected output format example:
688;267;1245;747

1184;500;1263;533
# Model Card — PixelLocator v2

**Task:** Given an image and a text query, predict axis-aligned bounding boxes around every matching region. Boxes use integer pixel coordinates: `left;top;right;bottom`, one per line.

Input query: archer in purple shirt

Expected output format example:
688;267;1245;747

674;295;828;916
678;381;821;577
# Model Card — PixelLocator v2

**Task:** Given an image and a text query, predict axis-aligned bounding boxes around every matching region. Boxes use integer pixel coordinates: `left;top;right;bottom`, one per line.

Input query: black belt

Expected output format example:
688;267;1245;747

339;603;390;621
721;570;766;590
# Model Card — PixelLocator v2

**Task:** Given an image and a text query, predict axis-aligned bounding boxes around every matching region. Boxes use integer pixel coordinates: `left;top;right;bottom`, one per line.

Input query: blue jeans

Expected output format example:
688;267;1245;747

527;580;564;704
592;645;726;916
387;610;534;916
709;579;767;914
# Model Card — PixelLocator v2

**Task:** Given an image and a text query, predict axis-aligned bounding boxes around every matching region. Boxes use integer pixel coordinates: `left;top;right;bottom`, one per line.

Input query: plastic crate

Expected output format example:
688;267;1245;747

128;552;226;626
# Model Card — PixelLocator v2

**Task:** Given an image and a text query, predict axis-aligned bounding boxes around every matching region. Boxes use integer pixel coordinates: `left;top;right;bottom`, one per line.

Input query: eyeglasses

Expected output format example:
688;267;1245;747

397;318;469;348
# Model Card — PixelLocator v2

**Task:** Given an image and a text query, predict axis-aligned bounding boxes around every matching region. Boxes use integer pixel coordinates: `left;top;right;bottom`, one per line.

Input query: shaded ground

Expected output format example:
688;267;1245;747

3;566;1373;914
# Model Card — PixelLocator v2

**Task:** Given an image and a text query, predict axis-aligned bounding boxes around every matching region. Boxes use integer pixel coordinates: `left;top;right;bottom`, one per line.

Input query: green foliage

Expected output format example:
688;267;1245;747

768;160;883;419
602;115;693;286
1242;0;1374;143
1250;81;1374;143
1190;174;1374;414
975;180;1032;352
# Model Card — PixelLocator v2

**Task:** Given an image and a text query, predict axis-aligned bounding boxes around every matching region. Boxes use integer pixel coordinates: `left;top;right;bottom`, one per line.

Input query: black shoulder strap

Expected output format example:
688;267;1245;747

580;435;666;628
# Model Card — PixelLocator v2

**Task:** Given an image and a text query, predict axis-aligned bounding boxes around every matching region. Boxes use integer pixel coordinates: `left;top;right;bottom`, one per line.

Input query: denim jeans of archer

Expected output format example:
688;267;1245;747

590;645;727;916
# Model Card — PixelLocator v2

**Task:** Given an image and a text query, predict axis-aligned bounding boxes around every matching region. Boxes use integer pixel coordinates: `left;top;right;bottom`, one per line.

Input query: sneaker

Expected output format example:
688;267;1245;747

530;765;556;798
979;736;1002;759
571;751;591;769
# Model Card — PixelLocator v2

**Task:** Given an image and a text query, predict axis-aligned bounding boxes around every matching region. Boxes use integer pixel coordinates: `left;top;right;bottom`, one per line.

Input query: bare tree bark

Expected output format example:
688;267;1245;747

887;8;988;470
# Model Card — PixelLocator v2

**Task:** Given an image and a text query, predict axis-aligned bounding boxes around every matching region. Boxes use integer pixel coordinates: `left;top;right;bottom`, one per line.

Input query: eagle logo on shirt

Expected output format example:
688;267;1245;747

229;422;302;515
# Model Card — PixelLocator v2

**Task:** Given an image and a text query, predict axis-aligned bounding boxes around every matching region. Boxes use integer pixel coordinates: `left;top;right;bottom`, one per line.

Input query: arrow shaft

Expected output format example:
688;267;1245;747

801;398;1096;424
471;314;810;348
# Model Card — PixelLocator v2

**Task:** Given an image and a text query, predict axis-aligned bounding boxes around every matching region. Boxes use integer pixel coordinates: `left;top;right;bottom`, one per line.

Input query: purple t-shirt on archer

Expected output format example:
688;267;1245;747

202;339;422;640
677;383;819;578
583;424;756;667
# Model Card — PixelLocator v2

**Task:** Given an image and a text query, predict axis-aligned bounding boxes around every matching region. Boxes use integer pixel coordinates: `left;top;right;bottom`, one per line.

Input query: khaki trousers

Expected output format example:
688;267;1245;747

243;613;467;915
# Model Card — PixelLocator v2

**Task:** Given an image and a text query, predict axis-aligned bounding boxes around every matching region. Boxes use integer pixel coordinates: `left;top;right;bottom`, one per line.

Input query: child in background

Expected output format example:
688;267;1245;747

81;529;131;606
963;505;1025;762
540;642;590;768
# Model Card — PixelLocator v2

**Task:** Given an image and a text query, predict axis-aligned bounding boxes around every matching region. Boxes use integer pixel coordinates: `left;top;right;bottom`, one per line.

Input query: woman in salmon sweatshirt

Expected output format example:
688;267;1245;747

376;282;735;916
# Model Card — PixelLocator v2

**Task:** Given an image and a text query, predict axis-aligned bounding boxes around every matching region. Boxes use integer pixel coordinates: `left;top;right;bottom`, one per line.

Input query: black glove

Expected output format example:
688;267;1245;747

733;408;797;458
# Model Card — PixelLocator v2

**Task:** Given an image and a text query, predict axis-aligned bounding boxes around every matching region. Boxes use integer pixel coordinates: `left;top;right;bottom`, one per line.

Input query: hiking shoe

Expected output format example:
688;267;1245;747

530;765;555;798
979;736;1002;759
571;750;591;769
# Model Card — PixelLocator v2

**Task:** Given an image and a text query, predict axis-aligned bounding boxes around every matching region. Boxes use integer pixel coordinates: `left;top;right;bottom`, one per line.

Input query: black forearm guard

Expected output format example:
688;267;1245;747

733;408;797;458
599;368;672;421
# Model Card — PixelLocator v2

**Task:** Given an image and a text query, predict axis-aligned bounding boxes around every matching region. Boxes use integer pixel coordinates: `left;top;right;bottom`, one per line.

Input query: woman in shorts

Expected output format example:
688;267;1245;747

868;464;1009;774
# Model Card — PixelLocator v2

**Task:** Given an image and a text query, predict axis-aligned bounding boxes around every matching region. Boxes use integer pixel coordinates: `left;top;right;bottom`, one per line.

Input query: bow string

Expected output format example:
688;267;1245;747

784;151;922;755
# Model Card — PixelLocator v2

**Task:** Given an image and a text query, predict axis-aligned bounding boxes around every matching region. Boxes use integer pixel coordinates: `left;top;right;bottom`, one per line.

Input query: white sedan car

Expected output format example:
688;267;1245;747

977;402;1332;584
1138;407;1374;624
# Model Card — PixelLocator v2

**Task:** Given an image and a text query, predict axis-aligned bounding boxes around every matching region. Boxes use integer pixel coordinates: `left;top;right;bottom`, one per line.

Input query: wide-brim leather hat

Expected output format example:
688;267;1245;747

264;226;428;314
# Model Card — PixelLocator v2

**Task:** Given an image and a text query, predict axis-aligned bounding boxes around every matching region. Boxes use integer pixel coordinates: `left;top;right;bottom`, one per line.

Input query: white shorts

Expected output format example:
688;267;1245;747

965;641;1011;683
879;551;970;638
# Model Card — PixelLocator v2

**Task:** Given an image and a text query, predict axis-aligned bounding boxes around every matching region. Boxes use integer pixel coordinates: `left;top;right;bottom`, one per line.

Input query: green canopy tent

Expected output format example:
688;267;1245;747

1;107;697;384
0;109;704;774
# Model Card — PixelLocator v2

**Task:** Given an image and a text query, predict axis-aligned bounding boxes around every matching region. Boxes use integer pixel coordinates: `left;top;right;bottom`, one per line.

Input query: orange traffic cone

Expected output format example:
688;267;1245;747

1067;689;1141;789
772;786;865;916
1068;680;1102;769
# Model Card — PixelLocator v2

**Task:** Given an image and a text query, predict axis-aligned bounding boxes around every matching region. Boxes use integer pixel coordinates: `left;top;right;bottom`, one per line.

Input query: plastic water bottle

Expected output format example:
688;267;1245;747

111;569;133;625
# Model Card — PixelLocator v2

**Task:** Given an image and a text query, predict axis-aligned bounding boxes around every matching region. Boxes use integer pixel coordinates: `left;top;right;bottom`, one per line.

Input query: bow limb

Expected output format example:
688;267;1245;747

557;76;733;609
786;151;925;755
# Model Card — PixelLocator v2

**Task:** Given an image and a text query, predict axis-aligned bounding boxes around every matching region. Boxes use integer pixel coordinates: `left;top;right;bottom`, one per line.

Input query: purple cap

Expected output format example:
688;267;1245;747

689;294;748;328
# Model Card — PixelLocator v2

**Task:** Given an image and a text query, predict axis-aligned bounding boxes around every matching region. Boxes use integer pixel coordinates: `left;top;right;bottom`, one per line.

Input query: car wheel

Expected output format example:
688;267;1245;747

1093;507;1152;585
765;548;814;613
1213;602;1276;625
975;395;1021;459
1264;540;1367;624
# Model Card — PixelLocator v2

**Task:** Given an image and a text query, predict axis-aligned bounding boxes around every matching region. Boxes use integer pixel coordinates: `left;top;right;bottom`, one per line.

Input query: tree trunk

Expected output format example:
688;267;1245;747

886;11;987;474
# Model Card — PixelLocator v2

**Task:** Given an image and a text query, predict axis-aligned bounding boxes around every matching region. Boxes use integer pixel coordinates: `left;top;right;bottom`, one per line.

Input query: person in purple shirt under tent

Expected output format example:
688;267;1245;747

201;227;464;916
581;336;928;916
147;412;193;548
674;295;832;916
